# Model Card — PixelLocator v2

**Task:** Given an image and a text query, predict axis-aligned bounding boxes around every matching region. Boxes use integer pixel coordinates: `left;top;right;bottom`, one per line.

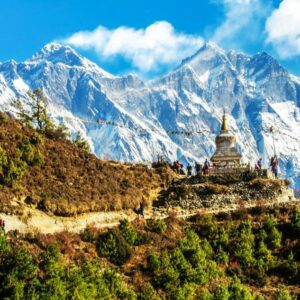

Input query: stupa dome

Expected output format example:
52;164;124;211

211;113;242;164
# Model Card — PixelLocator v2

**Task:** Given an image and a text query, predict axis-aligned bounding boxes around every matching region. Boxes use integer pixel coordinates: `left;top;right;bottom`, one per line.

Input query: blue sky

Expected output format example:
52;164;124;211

1;0;300;78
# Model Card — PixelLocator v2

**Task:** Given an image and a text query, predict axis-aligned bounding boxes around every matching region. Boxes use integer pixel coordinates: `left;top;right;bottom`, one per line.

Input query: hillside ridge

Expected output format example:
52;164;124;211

0;112;175;217
1;42;300;187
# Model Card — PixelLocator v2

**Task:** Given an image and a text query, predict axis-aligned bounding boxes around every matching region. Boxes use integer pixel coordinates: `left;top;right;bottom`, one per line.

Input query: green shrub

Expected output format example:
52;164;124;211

178;229;208;267
198;215;218;241
29;133;43;145
0;146;28;187
19;138;44;166
148;253;161;272
0;247;38;299
228;276;254;300
178;228;201;254
202;239;213;259
0;136;44;187
2;273;26;300
2;158;27;187
119;219;141;245
0;146;8;175
39;244;68;299
170;248;194;282
215;246;229;265
148;251;180;291
214;285;230;300
263;215;282;250
101;269;137;299
196;289;213;300
66;260;112;299
214;226;230;248
97;230;132;265
233;221;255;267
81;226;99;242
189;246;207;268
291;208;300;235
0;231;10;255
171;283;197;300
283;252;299;283
8;248;37;281
65;264;99;299
158;265;180;291
151;219;167;234
139;283;160;300
255;240;274;276
276;287;292;300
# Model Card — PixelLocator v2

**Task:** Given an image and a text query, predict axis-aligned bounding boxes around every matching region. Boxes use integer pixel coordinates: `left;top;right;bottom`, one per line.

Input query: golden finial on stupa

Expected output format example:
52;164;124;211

221;110;228;132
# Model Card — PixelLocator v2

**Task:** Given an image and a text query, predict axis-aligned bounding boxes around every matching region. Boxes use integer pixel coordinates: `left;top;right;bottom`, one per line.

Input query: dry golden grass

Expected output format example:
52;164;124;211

249;178;283;191
0;113;176;216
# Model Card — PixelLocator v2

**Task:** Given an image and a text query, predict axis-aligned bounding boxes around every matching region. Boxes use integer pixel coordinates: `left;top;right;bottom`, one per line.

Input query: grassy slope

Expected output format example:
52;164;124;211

0;113;176;216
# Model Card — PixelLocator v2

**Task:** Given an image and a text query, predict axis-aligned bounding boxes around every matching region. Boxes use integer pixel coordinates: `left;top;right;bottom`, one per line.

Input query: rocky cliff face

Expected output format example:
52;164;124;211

1;42;300;186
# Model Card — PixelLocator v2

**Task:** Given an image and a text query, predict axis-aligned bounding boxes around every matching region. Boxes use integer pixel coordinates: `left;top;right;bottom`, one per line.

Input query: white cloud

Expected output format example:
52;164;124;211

62;21;203;74
266;0;300;58
212;0;271;49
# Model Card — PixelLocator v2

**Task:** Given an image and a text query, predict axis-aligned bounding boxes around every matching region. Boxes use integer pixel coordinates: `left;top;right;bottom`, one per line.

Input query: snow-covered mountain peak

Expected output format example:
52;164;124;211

1;60;17;68
250;51;286;72
31;43;81;64
28;42;114;78
202;41;225;52
177;41;229;75
0;60;19;80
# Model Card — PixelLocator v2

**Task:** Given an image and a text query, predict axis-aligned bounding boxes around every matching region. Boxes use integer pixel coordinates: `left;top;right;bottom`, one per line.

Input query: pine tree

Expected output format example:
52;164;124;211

13;99;32;127
13;88;54;132
73;132;90;152
28;89;54;132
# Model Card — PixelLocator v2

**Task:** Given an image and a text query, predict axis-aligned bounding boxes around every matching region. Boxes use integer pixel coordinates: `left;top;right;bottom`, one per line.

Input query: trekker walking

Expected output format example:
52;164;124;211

174;160;180;174
203;159;210;175
257;158;262;170
187;164;192;176
139;202;145;218
270;156;275;168
255;158;263;176
195;162;201;174
271;156;278;179
180;163;184;175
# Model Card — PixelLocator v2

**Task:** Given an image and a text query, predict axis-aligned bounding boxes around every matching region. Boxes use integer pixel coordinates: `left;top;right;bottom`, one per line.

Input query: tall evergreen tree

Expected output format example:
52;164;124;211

13;88;54;132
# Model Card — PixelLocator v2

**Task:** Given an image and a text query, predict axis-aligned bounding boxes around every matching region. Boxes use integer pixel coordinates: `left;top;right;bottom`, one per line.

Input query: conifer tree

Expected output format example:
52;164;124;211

13;88;54;132
74;132;90;152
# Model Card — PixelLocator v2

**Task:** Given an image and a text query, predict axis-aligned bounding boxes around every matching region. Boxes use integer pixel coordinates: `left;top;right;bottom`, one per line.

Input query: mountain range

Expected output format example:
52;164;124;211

1;41;300;186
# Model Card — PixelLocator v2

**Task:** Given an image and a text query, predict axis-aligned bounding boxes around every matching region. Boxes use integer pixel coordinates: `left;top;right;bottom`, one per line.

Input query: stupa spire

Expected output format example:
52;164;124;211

221;110;228;132
211;109;242;164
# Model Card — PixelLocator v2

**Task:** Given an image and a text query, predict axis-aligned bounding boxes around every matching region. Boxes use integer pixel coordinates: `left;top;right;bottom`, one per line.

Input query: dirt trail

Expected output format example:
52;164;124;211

1;196;299;235
0;208;136;234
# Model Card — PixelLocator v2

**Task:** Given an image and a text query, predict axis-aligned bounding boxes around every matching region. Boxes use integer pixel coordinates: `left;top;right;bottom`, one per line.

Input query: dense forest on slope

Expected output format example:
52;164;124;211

0;112;175;216
1;204;299;299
